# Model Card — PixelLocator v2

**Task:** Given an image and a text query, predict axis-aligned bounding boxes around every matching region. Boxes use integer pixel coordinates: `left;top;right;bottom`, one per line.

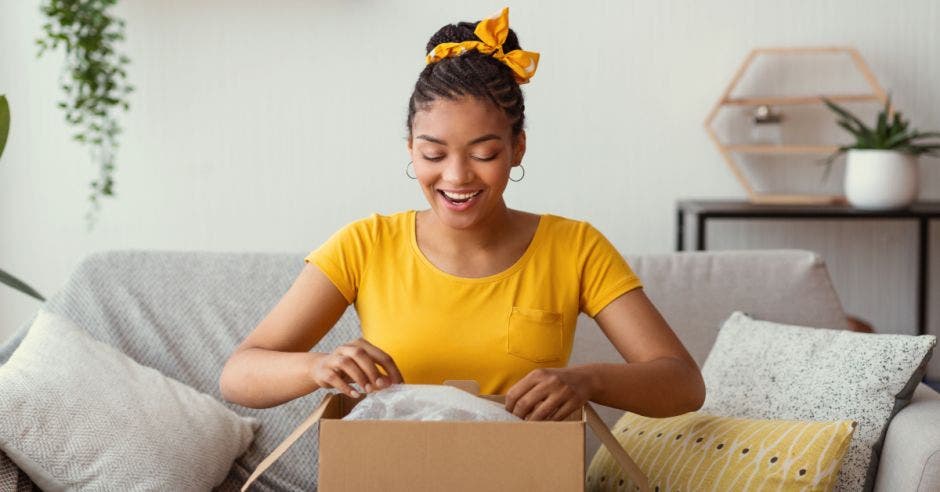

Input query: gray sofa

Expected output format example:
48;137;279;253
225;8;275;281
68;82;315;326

0;249;937;491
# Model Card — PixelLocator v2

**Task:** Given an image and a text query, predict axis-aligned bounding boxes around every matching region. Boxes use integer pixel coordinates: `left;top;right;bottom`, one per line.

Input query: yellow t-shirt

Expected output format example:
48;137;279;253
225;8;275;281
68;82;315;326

304;210;642;395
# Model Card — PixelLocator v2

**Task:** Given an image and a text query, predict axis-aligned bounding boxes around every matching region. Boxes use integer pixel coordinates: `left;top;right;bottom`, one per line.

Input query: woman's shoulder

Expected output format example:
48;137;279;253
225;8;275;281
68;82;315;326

534;212;604;238
332;210;413;242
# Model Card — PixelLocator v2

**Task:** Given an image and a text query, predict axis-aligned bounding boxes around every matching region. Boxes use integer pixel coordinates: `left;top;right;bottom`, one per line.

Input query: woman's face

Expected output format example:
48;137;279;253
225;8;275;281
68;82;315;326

408;97;525;231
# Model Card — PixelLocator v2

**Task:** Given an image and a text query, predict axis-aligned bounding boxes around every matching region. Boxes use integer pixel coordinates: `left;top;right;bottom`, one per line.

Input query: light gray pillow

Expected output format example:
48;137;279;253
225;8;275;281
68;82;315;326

0;310;259;491
701;311;935;492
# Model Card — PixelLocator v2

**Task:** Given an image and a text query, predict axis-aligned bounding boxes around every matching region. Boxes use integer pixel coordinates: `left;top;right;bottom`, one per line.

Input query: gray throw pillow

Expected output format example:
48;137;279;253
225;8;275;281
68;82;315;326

0;310;259;491
701;311;935;492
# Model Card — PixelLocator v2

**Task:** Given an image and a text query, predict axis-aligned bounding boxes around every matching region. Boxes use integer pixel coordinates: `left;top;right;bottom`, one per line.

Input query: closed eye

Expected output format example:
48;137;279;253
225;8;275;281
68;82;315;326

421;153;499;162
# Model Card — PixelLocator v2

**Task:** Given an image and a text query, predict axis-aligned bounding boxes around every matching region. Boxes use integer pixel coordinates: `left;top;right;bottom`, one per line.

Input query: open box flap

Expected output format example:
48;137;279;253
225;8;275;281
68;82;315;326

241;392;336;491
241;386;650;492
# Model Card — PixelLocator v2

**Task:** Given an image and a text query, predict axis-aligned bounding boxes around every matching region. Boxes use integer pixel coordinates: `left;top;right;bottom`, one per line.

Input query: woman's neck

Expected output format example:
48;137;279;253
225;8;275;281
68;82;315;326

421;203;516;255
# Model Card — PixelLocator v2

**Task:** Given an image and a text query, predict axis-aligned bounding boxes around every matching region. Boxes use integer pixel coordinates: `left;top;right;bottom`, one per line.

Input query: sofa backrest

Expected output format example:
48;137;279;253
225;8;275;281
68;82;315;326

570;249;850;368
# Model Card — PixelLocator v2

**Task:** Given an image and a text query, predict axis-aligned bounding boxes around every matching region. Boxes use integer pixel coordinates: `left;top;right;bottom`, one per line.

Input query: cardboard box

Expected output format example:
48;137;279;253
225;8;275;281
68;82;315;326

242;382;648;491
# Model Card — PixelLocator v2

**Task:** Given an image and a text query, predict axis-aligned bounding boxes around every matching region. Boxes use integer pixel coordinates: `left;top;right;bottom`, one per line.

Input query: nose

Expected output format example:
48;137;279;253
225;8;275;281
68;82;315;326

441;156;475;185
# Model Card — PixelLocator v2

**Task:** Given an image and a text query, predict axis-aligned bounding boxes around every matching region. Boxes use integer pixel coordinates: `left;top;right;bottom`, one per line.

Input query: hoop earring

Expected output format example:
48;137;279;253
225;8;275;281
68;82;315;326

509;164;525;183
405;161;417;180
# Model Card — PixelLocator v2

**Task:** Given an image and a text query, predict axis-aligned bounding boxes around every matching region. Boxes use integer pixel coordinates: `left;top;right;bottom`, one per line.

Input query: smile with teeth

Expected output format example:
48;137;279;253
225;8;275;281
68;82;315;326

438;189;483;204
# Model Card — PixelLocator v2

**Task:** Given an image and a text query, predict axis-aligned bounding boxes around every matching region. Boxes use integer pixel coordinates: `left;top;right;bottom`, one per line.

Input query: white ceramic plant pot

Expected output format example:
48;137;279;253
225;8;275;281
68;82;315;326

844;149;919;210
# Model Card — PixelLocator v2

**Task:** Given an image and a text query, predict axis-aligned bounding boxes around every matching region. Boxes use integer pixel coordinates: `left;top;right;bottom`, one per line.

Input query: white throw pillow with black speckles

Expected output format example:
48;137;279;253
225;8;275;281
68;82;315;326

701;311;935;492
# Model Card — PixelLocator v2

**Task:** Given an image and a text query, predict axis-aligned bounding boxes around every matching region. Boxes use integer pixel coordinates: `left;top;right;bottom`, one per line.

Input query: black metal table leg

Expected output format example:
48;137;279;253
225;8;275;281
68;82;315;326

676;207;685;252
918;218;929;336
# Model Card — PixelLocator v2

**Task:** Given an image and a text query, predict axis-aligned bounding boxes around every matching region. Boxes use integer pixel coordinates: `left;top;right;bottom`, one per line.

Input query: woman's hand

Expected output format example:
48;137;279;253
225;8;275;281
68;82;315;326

504;367;594;421
309;338;404;398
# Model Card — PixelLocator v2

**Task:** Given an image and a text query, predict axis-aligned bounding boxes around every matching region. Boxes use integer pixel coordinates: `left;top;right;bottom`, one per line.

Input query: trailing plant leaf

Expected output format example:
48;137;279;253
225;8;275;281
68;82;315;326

0;95;8;162
0;268;46;301
36;0;133;230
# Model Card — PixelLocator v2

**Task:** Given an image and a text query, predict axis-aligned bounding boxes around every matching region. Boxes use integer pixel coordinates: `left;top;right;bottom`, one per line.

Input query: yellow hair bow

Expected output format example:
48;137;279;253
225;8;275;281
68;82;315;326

425;7;540;84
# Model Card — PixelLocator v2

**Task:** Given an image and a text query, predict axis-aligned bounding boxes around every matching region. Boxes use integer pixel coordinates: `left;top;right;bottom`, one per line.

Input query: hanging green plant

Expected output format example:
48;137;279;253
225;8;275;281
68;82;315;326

36;0;133;229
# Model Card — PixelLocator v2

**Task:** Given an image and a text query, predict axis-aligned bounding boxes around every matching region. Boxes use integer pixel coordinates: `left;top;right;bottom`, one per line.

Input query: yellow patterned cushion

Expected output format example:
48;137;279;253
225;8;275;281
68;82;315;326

587;412;855;492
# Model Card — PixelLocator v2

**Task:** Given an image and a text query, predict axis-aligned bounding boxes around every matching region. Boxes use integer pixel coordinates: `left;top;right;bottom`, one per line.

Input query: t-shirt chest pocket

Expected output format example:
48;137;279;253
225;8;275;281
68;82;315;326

507;307;563;363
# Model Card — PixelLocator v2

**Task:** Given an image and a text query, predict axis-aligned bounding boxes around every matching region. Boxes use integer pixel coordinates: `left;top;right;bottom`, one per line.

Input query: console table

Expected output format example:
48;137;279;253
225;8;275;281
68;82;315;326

676;200;940;337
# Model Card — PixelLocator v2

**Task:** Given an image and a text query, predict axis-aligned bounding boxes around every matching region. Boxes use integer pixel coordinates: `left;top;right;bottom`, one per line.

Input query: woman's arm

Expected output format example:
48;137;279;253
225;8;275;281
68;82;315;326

219;264;402;408
581;287;706;416
505;288;705;420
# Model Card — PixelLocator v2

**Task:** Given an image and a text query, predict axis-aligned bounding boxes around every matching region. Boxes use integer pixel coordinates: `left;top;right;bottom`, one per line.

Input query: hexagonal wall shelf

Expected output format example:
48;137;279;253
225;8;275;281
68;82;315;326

704;46;889;205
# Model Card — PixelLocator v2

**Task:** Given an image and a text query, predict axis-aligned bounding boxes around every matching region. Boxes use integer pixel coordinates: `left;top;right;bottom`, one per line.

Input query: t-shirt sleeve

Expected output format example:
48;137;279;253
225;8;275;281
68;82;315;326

304;215;378;304
578;222;643;317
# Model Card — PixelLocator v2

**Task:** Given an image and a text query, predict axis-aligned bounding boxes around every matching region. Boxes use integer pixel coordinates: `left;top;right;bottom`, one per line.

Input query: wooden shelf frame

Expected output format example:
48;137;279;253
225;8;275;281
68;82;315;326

703;46;889;205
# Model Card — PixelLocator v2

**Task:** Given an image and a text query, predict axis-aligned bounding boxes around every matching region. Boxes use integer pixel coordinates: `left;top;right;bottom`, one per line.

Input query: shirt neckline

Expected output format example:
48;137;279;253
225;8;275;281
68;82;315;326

408;209;548;283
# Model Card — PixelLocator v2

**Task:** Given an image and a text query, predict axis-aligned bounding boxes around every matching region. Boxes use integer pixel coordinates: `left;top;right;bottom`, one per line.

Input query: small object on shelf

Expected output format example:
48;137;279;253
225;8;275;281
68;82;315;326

750;105;783;145
704;46;888;205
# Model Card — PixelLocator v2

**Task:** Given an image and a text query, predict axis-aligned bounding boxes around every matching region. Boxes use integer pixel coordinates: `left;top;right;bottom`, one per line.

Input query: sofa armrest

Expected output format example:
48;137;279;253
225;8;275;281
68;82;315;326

874;383;940;492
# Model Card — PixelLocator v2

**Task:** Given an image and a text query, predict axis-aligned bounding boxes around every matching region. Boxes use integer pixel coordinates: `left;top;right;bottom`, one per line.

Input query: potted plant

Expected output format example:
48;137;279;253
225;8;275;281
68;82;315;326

823;97;940;209
0;95;45;301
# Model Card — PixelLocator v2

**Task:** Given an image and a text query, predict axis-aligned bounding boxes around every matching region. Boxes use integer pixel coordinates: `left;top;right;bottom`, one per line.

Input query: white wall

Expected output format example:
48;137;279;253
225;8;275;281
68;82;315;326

2;0;939;343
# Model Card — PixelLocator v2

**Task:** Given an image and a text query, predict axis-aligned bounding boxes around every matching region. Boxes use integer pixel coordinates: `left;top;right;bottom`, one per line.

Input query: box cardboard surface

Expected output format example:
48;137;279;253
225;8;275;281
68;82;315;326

242;383;647;491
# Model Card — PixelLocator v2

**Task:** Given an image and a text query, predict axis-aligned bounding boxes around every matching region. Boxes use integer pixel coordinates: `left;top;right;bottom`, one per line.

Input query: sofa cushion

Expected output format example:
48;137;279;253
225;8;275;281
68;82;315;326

701;311;936;491
587;411;855;492
0;310;258;491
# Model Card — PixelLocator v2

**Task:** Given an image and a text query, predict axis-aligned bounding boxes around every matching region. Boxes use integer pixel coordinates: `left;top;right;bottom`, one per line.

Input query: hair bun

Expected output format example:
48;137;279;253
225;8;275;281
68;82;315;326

424;20;522;55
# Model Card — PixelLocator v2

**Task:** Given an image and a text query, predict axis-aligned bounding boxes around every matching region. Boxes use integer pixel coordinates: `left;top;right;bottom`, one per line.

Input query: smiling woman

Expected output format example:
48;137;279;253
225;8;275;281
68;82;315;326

220;7;705;423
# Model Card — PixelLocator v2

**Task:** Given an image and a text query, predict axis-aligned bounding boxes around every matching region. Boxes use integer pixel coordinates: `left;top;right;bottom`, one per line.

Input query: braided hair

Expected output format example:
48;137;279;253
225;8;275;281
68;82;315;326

406;21;527;137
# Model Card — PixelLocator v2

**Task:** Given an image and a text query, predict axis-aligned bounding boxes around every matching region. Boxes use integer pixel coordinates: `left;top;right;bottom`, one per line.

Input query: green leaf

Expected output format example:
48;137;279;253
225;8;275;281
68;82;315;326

876;110;887;143
836;121;870;146
0;268;45;301
0;95;9;162
823;97;874;137
884;132;914;149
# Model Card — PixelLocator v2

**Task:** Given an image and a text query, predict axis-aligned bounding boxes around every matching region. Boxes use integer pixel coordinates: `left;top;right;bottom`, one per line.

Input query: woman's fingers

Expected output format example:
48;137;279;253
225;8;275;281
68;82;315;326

317;339;403;398
338;344;385;391
549;400;581;422
506;368;590;421
504;369;545;416
334;354;372;394
353;339;405;385
323;367;361;398
526;392;565;421
506;381;545;419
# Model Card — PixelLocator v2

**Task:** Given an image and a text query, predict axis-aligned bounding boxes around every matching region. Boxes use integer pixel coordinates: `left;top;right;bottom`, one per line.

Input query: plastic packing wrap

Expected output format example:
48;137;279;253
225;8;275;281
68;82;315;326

342;384;521;422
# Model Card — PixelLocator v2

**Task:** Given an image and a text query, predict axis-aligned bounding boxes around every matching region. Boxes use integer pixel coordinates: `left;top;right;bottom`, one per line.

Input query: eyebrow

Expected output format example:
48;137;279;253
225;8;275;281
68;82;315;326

415;134;502;145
